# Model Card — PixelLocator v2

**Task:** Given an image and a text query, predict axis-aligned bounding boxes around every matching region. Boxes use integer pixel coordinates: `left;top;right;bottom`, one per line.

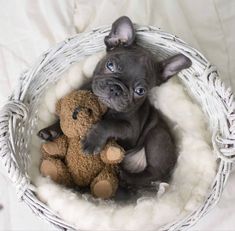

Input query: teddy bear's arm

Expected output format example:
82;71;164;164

100;140;125;164
41;135;68;158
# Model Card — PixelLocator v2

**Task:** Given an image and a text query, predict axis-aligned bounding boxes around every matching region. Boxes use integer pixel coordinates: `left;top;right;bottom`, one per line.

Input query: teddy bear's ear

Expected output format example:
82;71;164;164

55;99;62;116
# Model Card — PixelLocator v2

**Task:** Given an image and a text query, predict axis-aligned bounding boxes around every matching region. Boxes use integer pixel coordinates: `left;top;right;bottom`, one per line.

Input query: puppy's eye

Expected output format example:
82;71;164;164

134;87;146;96
106;60;115;72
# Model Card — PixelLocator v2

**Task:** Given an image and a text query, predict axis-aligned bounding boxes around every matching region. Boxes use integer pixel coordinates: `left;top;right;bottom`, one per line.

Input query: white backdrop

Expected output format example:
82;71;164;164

0;0;235;230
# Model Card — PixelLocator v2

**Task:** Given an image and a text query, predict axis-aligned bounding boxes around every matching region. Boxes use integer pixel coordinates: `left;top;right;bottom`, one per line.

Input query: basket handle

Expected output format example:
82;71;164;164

0;100;29;198
213;131;235;163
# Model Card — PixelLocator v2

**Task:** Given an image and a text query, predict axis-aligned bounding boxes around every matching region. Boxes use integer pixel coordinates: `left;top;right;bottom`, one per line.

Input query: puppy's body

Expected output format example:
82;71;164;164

94;97;176;187
38;16;191;191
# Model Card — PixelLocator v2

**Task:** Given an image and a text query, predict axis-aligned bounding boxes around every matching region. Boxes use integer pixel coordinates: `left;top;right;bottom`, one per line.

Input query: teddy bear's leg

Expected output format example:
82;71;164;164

40;158;73;186
91;166;118;199
100;140;125;164
41;135;68;158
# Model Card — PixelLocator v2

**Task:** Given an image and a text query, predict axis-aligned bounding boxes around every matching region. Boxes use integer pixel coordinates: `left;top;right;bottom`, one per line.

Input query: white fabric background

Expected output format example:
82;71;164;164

0;0;234;230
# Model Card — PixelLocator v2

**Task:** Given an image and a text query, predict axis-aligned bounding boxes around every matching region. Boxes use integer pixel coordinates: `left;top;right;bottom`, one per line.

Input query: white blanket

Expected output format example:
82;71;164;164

0;0;235;230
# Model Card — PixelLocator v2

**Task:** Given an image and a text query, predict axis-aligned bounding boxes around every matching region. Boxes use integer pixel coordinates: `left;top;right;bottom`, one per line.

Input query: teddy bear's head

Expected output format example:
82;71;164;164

55;90;107;138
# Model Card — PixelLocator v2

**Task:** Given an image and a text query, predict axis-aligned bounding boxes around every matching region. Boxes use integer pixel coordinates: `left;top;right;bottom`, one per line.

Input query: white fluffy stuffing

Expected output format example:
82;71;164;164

28;52;216;230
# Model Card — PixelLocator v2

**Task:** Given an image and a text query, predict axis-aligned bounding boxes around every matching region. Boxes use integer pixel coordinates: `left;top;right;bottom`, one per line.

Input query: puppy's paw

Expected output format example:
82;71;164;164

82;138;102;155
37;129;59;141
81;132;106;155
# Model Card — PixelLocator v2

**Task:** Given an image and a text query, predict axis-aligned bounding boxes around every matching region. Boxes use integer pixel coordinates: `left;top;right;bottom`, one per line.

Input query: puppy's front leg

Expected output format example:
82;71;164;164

82;119;132;155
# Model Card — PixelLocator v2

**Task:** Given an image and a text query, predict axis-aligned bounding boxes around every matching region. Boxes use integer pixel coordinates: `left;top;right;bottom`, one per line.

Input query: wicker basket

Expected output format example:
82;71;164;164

0;25;234;230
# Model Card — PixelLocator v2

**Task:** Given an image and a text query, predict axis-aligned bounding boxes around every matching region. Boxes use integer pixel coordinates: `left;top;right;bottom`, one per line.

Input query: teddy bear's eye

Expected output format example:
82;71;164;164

87;108;93;116
72;107;81;120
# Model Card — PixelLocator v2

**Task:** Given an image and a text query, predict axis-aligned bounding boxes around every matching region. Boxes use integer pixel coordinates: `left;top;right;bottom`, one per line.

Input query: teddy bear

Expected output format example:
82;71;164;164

39;90;125;199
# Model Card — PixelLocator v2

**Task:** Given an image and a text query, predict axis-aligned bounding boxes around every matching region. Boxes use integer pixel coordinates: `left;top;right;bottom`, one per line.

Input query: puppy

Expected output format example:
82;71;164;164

38;16;192;191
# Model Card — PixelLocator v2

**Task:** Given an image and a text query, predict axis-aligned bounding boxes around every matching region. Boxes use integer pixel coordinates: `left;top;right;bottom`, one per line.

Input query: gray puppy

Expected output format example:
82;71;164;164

38;16;192;192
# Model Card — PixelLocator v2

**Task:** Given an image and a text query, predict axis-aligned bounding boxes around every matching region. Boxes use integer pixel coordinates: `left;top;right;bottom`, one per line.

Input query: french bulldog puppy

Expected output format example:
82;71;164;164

38;16;192;191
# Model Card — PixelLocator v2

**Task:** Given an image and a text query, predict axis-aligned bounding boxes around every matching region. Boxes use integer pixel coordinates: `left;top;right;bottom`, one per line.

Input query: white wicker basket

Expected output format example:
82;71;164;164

0;25;235;230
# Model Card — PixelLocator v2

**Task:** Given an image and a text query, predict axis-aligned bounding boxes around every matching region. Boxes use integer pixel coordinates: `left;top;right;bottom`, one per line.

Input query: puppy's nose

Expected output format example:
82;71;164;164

110;84;123;96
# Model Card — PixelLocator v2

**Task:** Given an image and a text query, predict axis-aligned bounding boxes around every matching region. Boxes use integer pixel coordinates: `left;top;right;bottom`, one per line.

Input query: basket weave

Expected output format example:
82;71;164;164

0;25;234;230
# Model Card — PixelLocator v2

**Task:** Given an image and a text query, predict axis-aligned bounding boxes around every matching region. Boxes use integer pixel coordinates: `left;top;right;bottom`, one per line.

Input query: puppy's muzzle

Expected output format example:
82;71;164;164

109;84;123;96
93;76;128;97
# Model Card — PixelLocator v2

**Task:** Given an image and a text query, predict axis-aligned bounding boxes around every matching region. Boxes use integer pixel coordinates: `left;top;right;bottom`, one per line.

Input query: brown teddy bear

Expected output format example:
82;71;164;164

39;90;125;199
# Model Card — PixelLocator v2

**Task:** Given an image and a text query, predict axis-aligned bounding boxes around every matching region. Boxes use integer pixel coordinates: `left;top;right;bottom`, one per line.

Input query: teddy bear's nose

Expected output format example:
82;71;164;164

72;107;81;120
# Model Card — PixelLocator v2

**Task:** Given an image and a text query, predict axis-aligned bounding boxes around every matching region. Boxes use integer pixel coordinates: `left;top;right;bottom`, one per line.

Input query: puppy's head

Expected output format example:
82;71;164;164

92;16;192;112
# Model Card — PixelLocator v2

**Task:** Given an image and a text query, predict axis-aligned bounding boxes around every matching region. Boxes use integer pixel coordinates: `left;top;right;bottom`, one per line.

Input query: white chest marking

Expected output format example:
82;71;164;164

122;147;147;173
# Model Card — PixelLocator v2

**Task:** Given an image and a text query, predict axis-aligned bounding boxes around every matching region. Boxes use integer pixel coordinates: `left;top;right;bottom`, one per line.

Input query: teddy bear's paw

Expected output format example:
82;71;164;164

40;159;72;186
42;142;61;156
40;159;60;182
92;180;114;199
101;146;125;164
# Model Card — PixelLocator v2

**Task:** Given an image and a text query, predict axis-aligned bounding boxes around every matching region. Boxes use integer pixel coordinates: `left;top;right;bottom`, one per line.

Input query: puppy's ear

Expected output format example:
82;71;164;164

104;16;135;50
157;54;192;84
